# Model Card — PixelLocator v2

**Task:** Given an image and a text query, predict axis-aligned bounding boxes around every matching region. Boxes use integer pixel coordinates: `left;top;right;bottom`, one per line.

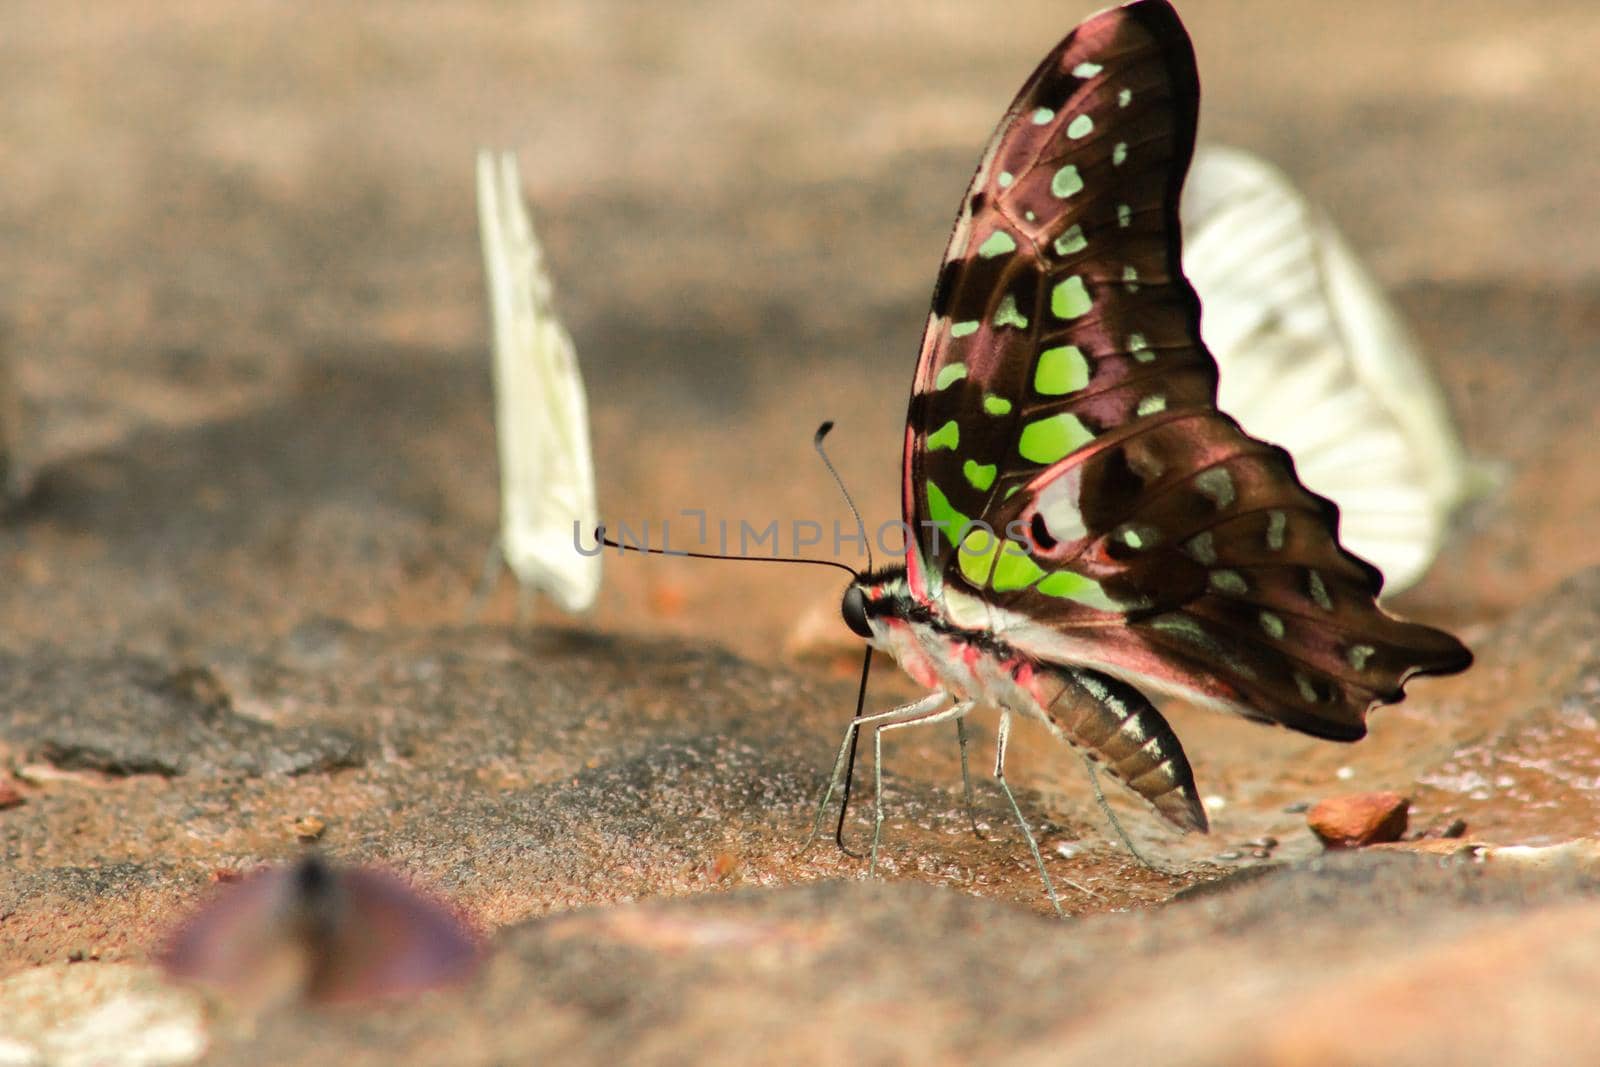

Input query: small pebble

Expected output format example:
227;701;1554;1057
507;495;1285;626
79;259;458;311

1335;766;1355;781
1249;849;1271;860
1203;795;1227;811
1441;818;1469;839
0;775;24;810
1282;801;1311;814
1307;791;1409;848
1245;836;1278;850
292;815;327;842
707;852;739;882
1216;850;1242;861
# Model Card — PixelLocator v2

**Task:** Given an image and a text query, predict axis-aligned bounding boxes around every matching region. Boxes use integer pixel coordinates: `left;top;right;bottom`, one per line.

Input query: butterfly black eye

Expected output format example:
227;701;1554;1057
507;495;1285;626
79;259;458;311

841;586;873;639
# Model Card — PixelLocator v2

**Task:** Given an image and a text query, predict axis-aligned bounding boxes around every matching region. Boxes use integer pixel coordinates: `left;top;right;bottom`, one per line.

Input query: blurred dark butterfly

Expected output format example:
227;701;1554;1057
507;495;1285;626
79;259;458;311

160;855;479;1005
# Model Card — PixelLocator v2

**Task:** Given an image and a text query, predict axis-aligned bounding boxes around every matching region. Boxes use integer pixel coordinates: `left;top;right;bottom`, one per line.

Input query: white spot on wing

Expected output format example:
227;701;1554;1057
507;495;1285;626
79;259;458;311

1034;466;1088;543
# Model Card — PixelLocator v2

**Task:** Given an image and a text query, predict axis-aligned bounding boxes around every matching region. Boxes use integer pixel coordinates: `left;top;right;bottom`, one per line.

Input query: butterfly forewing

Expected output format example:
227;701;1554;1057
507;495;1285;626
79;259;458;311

902;0;1470;743
906;1;1212;594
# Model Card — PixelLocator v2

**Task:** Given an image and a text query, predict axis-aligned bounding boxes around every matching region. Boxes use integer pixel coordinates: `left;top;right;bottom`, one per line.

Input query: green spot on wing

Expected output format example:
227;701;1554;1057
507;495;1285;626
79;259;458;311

927;420;960;452
924;480;969;545
1034;345;1089;395
1195;467;1236;508
992;541;1045;592
950;320;979;338
978;231;1018;259
1031;107;1055;125
1308;569;1333;610
1051;276;1092;320
963;459;996;492
1118;525;1157;550
1266;509;1288;550
957;528;999;586
935;363;967;390
983;395;1012;416
993;294;1028;330
1019;413;1093;465
1053;225;1087;257
1072;61;1103;78
1050;165;1084;198
1184;530;1217;565
1210;569;1247;595
997;171;1014;188
1037;570;1118;610
1066;114;1094;139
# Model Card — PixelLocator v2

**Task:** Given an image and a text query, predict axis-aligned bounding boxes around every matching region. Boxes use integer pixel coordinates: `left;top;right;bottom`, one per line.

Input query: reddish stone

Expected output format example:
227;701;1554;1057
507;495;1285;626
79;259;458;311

0;776;23;810
1308;791;1410;848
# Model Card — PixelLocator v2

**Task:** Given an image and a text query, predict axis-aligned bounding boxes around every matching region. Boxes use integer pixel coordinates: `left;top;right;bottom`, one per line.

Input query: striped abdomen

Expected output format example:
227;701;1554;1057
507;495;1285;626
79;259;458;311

1003;658;1207;832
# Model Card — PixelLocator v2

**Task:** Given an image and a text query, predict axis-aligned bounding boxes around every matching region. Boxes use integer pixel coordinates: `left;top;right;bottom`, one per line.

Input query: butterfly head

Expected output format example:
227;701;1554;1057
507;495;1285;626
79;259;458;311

840;566;918;646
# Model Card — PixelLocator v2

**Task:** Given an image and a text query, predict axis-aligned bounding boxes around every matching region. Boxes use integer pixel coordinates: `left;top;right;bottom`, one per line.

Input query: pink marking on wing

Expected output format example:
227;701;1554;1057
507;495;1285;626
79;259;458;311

902;423;930;601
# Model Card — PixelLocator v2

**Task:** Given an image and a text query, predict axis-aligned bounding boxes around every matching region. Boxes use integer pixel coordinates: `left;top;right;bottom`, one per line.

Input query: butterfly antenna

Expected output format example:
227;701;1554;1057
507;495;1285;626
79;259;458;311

813;421;872;574
595;528;857;577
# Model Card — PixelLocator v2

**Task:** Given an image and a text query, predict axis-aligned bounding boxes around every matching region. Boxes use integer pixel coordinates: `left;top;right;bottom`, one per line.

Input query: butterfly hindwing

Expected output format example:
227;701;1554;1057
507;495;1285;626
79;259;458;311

989;409;1469;739
901;0;1470;741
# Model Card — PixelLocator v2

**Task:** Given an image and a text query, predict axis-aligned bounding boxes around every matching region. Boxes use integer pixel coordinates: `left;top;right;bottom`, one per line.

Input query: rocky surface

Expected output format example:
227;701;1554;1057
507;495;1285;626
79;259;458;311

2;1;1599;1063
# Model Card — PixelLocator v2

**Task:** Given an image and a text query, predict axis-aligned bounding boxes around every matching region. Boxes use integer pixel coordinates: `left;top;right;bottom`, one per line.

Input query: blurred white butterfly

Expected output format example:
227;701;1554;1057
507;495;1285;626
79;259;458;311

1181;145;1481;594
474;150;600;614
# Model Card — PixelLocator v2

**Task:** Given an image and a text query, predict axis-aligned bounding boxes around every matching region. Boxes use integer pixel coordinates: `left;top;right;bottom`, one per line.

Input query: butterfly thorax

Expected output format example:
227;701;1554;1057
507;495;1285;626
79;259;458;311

845;566;1208;831
850;566;993;694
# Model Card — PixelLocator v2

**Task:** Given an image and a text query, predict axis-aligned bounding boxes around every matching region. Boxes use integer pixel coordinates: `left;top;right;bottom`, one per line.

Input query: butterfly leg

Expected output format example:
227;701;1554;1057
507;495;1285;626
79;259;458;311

870;700;976;877
994;712;1065;919
1081;755;1166;873
805;692;948;852
955;719;986;840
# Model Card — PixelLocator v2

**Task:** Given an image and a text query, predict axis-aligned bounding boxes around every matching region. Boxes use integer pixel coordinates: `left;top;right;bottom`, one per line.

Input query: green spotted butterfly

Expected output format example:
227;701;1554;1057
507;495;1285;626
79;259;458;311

822;0;1471;906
